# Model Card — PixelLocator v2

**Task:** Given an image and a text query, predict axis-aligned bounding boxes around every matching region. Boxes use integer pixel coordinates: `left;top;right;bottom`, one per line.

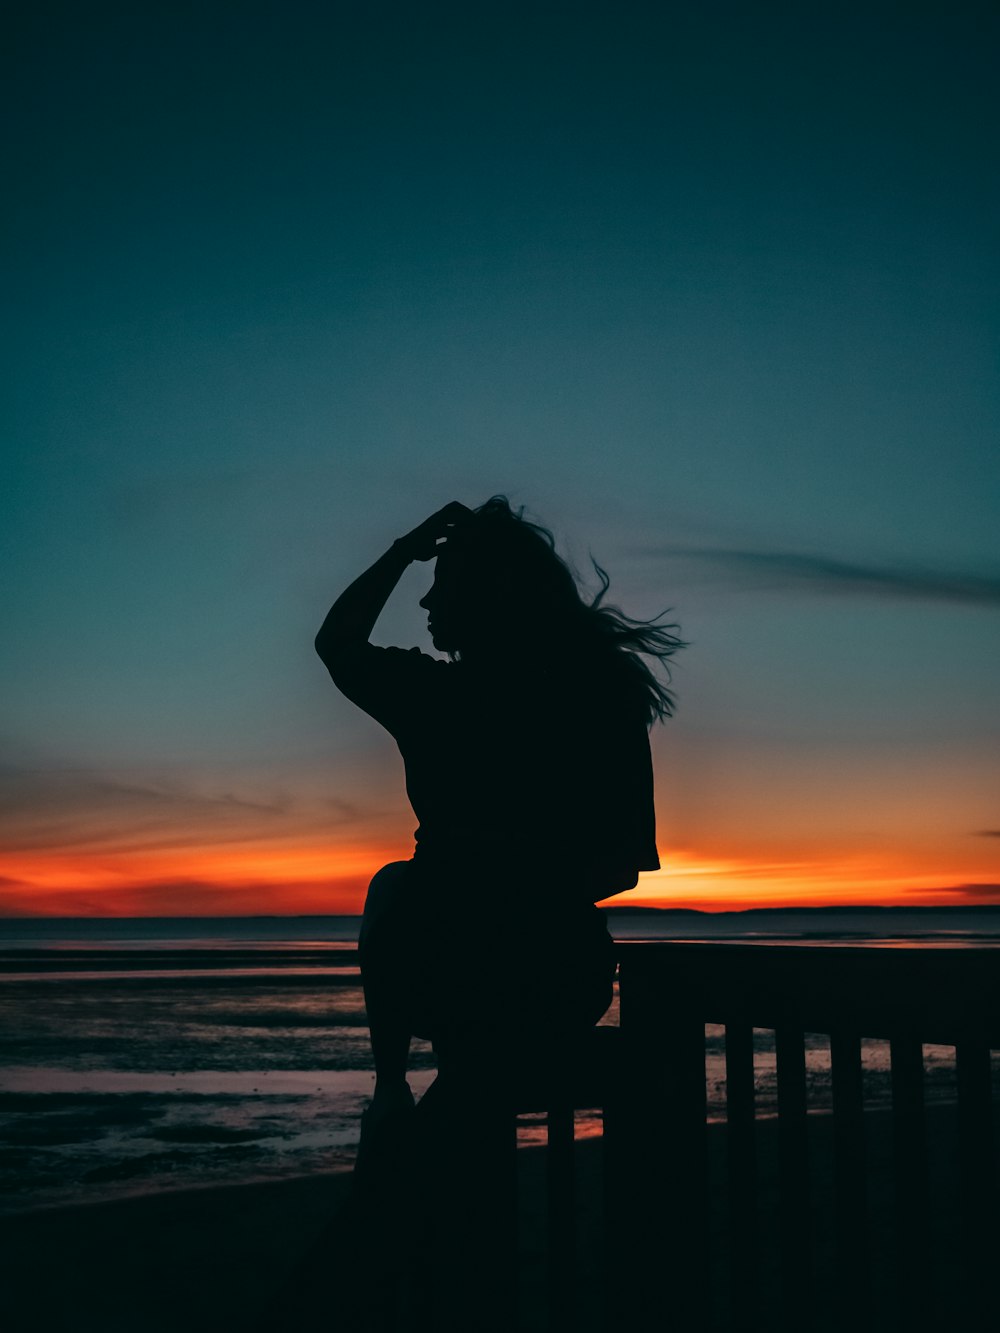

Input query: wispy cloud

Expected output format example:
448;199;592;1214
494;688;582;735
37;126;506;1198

946;883;1000;899
0;765;365;856
0;875;372;917
642;547;1000;606
973;830;1000;839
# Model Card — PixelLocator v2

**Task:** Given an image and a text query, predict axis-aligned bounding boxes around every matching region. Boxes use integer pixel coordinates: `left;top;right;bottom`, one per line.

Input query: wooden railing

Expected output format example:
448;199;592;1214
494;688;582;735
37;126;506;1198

589;943;999;1333
335;941;997;1331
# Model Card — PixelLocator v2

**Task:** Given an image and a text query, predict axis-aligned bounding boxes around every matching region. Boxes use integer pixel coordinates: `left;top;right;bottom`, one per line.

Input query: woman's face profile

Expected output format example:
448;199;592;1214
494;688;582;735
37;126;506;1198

419;550;491;655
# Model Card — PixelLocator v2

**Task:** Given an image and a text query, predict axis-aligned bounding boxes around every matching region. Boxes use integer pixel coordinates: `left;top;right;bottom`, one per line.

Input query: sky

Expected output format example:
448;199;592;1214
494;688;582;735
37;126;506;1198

2;1;998;916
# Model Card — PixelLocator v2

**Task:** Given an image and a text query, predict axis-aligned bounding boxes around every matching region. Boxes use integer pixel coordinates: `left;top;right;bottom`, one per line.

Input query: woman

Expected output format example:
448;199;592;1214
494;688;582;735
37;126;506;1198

315;497;683;1122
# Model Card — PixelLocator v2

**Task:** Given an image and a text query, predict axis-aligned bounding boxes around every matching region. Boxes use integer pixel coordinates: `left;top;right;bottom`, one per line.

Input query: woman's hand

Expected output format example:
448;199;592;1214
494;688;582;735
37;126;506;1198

316;502;473;669
395;501;472;562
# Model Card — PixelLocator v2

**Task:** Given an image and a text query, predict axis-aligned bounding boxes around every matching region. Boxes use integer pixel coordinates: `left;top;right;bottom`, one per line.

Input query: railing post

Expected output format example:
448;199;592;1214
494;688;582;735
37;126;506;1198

830;1030;871;1327
776;1026;810;1331
725;1020;760;1331
666;1008;709;1318
609;955;668;1329
611;951;706;1328
890;1034;930;1333
956;1039;996;1326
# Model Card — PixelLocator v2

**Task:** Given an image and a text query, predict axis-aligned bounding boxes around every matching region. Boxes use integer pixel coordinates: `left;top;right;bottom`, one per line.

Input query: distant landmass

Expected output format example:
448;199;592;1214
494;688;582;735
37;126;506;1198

2;904;1000;947
3;904;1000;923
601;903;1000;916
2;904;1000;926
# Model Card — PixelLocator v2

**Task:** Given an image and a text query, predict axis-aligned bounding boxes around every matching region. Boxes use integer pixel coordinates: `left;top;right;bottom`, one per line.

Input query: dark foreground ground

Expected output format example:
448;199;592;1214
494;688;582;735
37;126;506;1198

0;1105;983;1333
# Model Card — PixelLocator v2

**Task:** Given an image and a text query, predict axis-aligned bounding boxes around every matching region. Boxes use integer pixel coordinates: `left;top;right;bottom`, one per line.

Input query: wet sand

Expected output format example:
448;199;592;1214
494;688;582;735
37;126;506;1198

0;1106;982;1333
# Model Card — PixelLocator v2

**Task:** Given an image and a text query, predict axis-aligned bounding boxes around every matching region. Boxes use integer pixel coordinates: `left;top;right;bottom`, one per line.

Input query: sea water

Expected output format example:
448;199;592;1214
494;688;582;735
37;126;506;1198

1;910;997;1215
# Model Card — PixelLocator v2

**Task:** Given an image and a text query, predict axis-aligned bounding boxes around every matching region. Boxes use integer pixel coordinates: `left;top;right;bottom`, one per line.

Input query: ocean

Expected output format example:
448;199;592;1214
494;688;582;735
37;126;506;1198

2;909;998;1216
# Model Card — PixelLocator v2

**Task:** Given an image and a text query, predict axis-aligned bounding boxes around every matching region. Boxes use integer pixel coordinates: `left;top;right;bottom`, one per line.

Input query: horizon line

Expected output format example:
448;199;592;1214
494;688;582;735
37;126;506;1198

4;903;1000;922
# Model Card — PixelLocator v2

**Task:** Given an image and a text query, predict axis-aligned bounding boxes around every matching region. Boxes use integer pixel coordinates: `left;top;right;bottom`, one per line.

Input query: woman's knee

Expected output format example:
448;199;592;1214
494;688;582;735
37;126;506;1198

363;860;411;915
359;861;412;953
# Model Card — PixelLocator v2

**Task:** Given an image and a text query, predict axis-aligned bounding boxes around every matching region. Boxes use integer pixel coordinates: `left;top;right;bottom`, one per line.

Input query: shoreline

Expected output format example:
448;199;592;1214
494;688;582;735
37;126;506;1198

0;1088;970;1223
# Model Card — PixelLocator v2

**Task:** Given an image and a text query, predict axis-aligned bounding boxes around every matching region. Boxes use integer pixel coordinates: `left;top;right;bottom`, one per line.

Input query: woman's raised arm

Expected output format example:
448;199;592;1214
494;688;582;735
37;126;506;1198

314;502;470;667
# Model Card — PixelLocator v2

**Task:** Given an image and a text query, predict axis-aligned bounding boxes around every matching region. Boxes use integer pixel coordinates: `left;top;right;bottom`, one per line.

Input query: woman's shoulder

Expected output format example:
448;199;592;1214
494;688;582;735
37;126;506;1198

373;645;457;669
377;645;458;687
329;644;455;721
382;644;444;665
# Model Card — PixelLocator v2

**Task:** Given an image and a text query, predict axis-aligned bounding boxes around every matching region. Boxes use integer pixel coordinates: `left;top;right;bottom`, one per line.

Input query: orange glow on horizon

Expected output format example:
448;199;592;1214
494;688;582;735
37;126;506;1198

1;838;997;917
596;848;1000;911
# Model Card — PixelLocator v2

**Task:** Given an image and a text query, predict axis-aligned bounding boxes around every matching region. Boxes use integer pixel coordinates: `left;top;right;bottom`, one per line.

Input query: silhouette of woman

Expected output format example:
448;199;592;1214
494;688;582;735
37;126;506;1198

315;498;682;1133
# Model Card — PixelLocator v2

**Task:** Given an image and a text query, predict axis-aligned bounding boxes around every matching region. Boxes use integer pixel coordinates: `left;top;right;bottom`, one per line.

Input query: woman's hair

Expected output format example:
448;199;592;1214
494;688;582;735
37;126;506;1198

445;496;685;724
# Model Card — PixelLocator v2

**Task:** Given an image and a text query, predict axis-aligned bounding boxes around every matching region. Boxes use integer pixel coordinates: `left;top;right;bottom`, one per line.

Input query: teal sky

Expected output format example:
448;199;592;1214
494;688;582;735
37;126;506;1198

3;2;998;913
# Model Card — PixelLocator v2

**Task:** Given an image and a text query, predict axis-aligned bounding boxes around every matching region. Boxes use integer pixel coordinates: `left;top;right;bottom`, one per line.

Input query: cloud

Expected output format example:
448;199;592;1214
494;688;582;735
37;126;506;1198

0;766;285;815
642;547;1000;607
973;830;1000;839
937;883;1000;900
0;876;370;917
0;764;365;855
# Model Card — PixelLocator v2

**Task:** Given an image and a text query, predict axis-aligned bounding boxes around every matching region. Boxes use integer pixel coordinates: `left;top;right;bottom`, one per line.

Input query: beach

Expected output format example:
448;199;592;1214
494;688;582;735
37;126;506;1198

2;1167;353;1333
3;910;997;1217
1;1105;981;1333
1;911;997;1330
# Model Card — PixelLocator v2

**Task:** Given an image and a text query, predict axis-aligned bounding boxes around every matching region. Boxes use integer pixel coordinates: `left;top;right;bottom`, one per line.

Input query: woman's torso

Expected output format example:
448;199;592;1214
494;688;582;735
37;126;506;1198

334;648;659;904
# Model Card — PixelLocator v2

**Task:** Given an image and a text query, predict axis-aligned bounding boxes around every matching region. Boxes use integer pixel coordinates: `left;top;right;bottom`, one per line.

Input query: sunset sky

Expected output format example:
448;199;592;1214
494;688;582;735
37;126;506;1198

3;2;998;916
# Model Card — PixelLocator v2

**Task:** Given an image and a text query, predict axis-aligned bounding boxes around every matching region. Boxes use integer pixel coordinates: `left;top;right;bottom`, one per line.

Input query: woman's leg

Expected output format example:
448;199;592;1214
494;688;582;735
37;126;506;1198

358;861;417;1108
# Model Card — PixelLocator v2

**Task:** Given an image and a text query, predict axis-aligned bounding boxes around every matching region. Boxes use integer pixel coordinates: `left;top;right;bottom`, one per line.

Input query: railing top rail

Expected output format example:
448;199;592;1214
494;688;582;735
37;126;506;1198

613;940;1000;1044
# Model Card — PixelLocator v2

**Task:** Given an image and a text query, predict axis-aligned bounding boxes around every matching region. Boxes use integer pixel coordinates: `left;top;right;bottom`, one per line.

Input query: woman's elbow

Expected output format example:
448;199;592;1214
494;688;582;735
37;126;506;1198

315;629;361;677
314;627;343;668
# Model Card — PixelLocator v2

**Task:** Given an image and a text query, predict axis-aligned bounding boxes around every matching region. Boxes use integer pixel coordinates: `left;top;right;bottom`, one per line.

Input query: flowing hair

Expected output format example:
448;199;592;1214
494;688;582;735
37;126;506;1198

446;496;685;725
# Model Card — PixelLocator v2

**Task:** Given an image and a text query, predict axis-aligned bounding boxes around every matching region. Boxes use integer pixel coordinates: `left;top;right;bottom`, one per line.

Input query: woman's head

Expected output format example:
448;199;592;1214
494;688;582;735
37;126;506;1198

418;497;684;722
419;498;574;653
